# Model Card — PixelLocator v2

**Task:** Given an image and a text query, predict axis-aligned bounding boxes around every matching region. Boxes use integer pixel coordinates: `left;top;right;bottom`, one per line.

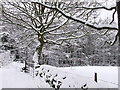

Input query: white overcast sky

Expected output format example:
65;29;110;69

99;0;118;23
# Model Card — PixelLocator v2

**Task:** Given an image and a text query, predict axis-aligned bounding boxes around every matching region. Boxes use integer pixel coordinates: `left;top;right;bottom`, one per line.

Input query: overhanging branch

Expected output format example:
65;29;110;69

38;2;118;30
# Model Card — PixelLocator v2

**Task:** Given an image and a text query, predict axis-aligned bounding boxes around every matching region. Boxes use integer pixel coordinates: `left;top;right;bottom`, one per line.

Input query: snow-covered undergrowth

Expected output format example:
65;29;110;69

0;51;11;67
0;62;118;89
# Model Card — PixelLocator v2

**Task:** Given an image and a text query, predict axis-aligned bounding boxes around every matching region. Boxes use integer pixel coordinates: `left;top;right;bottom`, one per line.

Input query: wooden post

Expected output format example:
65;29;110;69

94;72;97;83
33;63;35;78
24;47;28;73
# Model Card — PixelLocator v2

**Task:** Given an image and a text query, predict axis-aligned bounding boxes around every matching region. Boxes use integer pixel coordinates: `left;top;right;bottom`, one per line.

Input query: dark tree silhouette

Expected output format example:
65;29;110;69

116;1;120;66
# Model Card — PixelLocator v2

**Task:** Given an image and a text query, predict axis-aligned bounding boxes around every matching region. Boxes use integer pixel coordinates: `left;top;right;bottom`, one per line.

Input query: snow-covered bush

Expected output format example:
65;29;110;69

35;65;67;90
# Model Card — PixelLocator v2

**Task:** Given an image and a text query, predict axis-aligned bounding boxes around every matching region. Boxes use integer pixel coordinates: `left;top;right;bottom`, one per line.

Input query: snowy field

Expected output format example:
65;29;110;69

0;62;119;89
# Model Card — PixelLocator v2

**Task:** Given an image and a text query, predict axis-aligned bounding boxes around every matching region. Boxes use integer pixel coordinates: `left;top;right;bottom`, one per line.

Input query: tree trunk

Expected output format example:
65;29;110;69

117;1;120;66
37;35;44;64
37;43;44;64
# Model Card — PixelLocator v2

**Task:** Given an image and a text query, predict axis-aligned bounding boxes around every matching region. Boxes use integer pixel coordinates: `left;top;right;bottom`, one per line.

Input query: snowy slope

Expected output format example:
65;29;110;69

0;62;119;89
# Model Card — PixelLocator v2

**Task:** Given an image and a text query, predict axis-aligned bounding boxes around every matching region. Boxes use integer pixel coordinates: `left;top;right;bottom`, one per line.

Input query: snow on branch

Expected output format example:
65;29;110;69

68;6;116;11
46;33;88;45
56;32;89;42
49;30;78;35
44;19;69;34
38;2;118;30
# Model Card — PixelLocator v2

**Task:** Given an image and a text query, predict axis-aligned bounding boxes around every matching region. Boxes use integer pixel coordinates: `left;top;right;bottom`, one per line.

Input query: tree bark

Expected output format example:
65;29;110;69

37;34;44;64
117;1;120;66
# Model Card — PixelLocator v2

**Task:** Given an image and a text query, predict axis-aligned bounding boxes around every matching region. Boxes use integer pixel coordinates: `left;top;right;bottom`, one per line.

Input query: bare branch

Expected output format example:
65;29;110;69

49;30;78;35
43;19;69;34
38;2;118;30
56;32;89;42
72;6;116;11
0;18;32;30
110;8;117;24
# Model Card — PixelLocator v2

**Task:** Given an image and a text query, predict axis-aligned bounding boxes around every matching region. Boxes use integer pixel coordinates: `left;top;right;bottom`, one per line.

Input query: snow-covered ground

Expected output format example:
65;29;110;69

1;63;34;88
38;65;118;88
0;62;119;89
59;66;118;86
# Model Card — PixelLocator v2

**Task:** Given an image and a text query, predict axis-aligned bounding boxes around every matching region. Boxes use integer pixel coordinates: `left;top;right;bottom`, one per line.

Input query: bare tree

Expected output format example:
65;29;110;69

0;2;68;63
0;1;119;65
